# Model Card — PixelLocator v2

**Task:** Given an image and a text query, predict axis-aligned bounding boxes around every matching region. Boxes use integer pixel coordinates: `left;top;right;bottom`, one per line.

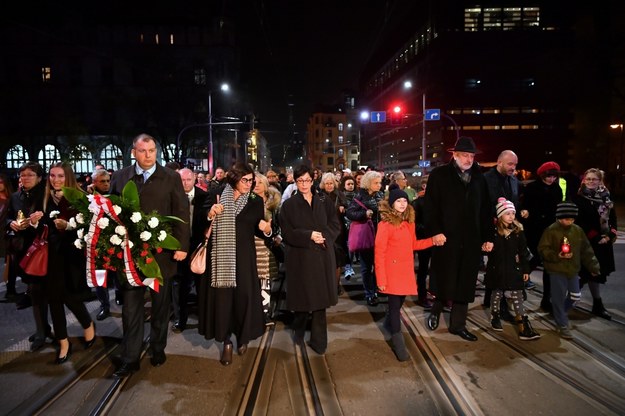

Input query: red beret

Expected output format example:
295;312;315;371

537;161;560;177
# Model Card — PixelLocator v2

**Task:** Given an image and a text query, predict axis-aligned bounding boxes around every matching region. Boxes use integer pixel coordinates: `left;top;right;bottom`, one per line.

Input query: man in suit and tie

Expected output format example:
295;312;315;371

109;133;190;377
171;168;209;333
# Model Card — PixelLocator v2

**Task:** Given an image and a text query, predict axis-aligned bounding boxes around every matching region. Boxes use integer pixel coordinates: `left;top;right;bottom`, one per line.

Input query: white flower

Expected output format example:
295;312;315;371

110;234;123;245
83;233;92;244
140;231;152;241
115;225;126;235
76;213;84;224
130;212;142;223
74;239;84;249
69;217;77;228
77;229;84;239
128;240;134;249
113;205;122;215
49;210;61;219
97;217;109;229
158;230;167;241
148;217;159;228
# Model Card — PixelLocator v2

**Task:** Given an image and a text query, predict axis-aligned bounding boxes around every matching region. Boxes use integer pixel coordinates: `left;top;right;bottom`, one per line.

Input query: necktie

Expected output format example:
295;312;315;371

188;193;194;228
143;170;149;182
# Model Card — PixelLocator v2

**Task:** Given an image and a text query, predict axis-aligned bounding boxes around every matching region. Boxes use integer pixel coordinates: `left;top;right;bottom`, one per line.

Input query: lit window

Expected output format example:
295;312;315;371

164;143;176;161
6;145;29;169
521;125;539;129
38;144;61;172
501;125;520;130
155;34;159;44
194;68;206;85
140;33;144;43
482;125;501;130
71;144;93;174
338;135;343;144
170;34;175;44
41;67;51;83
338;149;344;157
100;144;123;171
338;123;343;131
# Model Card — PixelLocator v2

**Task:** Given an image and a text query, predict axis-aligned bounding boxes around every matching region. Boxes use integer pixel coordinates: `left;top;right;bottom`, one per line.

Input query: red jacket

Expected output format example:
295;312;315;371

375;201;433;295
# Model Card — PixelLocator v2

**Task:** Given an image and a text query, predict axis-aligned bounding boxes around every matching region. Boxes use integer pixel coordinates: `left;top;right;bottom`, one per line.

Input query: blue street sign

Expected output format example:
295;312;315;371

370;111;387;123
418;160;430;168
424;109;441;121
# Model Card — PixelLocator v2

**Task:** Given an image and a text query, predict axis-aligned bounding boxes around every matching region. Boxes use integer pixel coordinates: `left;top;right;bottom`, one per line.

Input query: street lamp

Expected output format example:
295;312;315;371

208;83;230;175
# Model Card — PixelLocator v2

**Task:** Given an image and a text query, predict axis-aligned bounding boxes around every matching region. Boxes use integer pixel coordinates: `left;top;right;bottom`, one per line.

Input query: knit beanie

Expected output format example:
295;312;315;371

495;197;515;218
388;189;409;206
555;202;578;219
537;161;561;177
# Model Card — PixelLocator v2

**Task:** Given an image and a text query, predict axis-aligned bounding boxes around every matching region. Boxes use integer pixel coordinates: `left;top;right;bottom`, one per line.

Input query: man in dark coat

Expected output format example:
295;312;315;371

424;137;493;341
110;134;190;377
172;168;209;332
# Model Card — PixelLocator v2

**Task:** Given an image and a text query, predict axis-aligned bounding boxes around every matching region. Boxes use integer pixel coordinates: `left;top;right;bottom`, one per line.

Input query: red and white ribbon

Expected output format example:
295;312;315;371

84;194;160;292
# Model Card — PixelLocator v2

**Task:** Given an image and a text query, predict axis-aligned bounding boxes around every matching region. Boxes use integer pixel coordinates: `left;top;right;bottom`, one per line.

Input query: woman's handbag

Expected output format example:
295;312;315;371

190;224;213;274
347;199;375;252
19;225;49;277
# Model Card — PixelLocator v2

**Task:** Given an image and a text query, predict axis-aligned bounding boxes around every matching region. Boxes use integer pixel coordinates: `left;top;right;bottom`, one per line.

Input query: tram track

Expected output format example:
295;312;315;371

7;336;150;416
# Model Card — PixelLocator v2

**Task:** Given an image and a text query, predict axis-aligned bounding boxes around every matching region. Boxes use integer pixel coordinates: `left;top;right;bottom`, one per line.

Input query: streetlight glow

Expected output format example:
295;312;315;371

360;111;370;121
403;80;412;89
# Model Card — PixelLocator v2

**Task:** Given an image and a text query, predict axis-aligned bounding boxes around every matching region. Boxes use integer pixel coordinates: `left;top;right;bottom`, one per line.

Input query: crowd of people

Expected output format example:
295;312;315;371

0;134;619;371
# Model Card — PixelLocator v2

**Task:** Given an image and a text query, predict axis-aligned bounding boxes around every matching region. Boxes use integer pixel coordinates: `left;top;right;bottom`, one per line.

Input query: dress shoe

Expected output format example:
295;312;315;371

307;342;326;355
416;298;433;310
83;322;96;349
238;344;248;356
29;327;53;342
30;337;46;352
426;313;440;330
366;296;379;307
449;328;478;342
112;361;139;378
220;343;233;366
96;308;110;321
150;352;167;367
55;342;72;364
172;321;186;333
16;295;32;310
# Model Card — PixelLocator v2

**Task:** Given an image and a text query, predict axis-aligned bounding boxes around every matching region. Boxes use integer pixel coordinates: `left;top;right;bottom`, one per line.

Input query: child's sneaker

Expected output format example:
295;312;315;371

490;313;503;332
556;325;573;339
517;316;541;340
344;264;355;280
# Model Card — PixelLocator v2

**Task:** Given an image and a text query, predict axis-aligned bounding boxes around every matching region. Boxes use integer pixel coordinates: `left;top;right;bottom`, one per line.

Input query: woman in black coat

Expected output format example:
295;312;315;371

573;168;618;319
6;162;48;351
280;165;340;355
43;162;95;364
198;163;272;366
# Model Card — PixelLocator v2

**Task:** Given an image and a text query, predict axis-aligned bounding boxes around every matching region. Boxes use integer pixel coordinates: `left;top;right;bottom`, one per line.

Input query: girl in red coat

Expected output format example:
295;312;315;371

375;189;446;361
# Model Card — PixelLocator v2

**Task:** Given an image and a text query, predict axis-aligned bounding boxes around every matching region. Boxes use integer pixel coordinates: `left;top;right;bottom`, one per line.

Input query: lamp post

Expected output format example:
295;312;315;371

208;83;230;175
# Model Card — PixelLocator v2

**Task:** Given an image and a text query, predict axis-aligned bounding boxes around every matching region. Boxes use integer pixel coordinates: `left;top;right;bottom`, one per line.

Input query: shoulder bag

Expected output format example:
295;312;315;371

348;199;375;252
190;223;213;274
19;224;49;277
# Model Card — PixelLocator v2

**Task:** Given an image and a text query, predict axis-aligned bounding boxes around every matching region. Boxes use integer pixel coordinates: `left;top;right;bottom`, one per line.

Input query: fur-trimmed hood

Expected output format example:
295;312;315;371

378;200;415;226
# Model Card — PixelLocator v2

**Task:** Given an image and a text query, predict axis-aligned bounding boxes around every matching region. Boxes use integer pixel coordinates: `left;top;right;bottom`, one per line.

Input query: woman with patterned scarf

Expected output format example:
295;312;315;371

573;168;618;319
197;163;273;366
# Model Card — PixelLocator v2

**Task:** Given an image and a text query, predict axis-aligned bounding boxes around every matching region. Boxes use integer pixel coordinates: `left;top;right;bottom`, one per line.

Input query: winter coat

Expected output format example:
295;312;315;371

345;188;384;230
485;226;530;291
483;167;522;215
424;161;492;302
538;221;600;279
280;192;340;312
572;194;617;282
374;201;433;296
520;179;562;260
318;189;349;266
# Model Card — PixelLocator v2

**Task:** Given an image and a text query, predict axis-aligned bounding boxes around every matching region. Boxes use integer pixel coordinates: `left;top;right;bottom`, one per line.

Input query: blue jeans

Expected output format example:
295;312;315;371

358;249;376;299
550;273;580;327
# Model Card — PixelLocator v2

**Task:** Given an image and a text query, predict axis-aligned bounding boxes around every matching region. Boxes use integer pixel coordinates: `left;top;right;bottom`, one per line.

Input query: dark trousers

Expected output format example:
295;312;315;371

121;277;172;363
172;273;196;324
541;271;551;305
95;270;120;311
431;299;469;332
50;299;92;340
358;249;376;298
29;283;50;338
292;309;327;351
416;249;431;300
387;294;406;334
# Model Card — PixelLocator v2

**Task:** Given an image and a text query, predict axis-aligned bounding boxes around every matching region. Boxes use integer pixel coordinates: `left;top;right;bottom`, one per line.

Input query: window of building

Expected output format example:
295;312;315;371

327;157;334;166
6;145;29;169
464;8;481;32
71;144;94;174
170;34;175;44
338;123;343;131
501;125;520;130
155;34;160;45
523;7;540;28
338;135;343;144
38;144;61;172
521;125;539;130
482;125;501;130
194;68;207;85
164;143;176;161
465;7;540;31
41;67;52;83
338;149;344;157
100;144;123;171
351;148;358;154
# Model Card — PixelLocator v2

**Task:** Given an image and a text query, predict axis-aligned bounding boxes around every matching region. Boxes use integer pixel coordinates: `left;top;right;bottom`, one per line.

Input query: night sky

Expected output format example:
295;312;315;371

236;1;404;143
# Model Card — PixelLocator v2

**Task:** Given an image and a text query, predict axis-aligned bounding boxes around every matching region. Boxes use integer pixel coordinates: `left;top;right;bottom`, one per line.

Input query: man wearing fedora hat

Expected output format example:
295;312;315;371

424;136;493;341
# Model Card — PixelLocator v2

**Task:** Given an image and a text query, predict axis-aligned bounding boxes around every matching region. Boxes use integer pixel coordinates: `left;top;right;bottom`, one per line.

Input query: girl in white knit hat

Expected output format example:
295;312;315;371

485;198;540;340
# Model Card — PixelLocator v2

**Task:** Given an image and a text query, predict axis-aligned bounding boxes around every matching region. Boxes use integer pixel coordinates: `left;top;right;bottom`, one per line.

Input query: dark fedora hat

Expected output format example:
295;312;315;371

447;136;481;154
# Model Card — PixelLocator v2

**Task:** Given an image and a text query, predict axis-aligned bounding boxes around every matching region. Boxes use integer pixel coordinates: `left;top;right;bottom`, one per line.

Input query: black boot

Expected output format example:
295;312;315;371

490;313;503;331
592;298;612;320
391;332;410;361
517;315;541;340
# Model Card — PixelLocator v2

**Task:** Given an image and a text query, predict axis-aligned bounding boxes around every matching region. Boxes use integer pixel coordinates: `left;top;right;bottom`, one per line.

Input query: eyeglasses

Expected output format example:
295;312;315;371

296;178;313;184
240;177;254;184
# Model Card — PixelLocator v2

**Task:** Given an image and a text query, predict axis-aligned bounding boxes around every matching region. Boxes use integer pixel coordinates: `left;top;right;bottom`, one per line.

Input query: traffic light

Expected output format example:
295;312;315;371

390;105;403;125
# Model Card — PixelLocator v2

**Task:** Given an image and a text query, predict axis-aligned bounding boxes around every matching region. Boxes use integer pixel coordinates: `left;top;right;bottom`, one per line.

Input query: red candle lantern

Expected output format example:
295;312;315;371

561;237;570;254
